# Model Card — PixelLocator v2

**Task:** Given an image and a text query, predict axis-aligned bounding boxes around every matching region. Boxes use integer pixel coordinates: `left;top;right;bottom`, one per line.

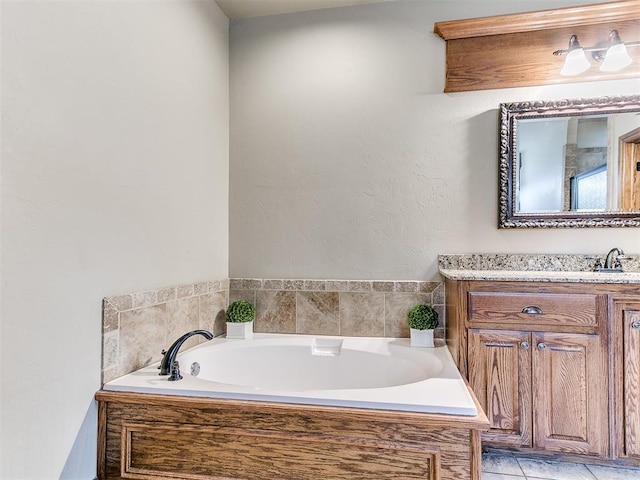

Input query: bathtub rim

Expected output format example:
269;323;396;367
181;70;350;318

103;333;479;416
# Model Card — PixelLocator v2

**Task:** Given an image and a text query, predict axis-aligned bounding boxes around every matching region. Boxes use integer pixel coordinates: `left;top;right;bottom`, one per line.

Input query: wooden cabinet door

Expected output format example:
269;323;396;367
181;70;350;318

468;329;532;447
532;332;607;456
621;304;640;461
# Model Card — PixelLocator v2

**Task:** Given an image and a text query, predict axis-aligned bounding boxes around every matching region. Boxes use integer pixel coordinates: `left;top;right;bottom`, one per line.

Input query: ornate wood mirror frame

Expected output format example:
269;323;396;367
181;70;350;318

498;95;640;228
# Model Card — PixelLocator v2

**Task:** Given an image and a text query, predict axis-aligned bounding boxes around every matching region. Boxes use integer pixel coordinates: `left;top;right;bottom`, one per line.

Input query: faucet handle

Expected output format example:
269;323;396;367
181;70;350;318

168;361;183;381
157;349;168;369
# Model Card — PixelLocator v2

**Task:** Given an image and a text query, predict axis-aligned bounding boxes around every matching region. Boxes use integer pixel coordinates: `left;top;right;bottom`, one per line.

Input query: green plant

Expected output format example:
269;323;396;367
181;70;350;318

407;304;438;330
225;300;256;323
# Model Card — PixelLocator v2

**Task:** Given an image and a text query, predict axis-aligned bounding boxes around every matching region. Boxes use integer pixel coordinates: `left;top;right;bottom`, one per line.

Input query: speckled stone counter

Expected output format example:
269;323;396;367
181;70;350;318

439;253;640;284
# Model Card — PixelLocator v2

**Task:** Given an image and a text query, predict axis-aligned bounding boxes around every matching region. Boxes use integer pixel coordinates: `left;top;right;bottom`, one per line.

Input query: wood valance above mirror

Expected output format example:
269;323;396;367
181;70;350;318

433;0;640;92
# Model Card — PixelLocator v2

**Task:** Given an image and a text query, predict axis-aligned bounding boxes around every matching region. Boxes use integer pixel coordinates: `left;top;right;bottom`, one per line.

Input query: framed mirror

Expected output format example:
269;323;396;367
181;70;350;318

498;95;640;228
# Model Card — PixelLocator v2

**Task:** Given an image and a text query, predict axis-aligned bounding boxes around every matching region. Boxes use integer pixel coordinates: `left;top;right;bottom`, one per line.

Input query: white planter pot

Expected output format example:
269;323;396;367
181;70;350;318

410;328;434;348
226;321;254;339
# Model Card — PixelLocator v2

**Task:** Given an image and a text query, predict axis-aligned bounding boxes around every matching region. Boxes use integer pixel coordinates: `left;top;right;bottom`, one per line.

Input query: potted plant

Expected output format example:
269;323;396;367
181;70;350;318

225;300;256;339
407;304;439;347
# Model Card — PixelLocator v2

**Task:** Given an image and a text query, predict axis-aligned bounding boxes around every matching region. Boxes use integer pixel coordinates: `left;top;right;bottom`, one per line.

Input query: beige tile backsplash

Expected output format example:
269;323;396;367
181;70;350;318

229;279;445;340
102;278;445;384
101;280;229;384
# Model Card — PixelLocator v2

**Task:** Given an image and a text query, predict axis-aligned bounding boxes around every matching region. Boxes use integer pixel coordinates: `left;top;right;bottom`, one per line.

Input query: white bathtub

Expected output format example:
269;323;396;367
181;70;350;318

104;333;477;416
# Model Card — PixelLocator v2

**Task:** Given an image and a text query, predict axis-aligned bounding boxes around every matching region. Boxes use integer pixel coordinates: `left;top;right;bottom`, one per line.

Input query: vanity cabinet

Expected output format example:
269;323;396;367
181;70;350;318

532;331;606;456
468;329;532;447
612;299;640;462
446;280;615;461
469;328;606;456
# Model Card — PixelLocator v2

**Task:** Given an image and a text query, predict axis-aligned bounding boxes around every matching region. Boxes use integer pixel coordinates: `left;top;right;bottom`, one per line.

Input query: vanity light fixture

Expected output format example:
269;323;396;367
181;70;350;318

554;30;638;76
559;35;591;76
599;30;633;72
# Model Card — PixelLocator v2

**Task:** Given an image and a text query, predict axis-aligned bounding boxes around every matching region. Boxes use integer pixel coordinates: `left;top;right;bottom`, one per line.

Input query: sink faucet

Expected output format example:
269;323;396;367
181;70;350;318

159;329;213;380
604;247;625;270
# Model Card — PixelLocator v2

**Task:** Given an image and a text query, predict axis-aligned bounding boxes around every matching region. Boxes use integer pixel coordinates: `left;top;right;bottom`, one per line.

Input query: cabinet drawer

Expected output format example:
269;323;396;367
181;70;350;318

468;292;598;327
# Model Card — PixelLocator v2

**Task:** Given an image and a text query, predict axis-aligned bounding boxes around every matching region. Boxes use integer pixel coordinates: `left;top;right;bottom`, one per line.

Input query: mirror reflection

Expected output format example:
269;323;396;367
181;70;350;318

516;112;640;214
498;95;640;228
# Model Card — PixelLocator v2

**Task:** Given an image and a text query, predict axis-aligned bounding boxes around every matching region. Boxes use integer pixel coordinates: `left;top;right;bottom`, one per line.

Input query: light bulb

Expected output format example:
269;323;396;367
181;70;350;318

600;42;632;72
561;48;591;76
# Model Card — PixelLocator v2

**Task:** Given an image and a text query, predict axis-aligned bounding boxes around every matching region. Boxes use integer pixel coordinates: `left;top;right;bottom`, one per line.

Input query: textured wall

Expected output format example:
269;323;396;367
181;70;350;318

1;1;229;477
229;0;640;282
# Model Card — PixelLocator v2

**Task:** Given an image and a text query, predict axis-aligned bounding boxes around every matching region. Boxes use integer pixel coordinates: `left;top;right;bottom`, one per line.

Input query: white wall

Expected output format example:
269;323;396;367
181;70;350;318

1;1;229;478
229;0;640;281
518;119;569;212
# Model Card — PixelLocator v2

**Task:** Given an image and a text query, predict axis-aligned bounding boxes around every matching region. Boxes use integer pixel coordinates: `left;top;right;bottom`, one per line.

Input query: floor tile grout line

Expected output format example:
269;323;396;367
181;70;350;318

582;463;598;480
512;457;527;478
484;454;640;480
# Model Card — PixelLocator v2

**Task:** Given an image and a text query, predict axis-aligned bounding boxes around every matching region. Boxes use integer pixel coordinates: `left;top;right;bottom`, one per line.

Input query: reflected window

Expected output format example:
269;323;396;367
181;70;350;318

570;164;607;211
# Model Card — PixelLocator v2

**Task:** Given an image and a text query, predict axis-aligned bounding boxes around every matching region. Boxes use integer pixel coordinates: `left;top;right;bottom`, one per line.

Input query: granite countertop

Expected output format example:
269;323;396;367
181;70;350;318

439;254;640;284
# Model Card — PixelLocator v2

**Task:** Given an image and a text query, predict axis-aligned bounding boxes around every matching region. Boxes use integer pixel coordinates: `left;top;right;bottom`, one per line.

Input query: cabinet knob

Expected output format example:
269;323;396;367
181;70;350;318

537;343;547;350
632;322;640;329
520;341;529;350
522;306;543;314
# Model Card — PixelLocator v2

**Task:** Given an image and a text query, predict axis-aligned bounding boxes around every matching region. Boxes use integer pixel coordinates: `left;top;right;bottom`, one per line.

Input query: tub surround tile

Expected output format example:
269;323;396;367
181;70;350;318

384;293;430;338
102;366;119;385
167;297;200;351
432;282;445;304
283;279;304;290
108;294;132;311
228;277;446;338
103;300;119;333
263;279;284;290
194;282;209;295
199;291;228;338
296;291;339;335
131;290;158;309
304;280;326;291
102;279;229;384
177;284;195;298
372;281;394;292
339;292;385;337
229;289;256;306
102;330;119;371
157;286;177;303
256;290;296;333
242;278;262;290
347;281;371;292
325;280;349;292
420;281;441;294
395;281;418;293
119;304;167;377
105;277;445;384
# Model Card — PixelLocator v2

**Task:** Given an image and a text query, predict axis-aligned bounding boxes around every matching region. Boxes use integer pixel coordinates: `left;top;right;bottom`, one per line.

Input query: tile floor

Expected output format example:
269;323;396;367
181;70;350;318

482;454;640;480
